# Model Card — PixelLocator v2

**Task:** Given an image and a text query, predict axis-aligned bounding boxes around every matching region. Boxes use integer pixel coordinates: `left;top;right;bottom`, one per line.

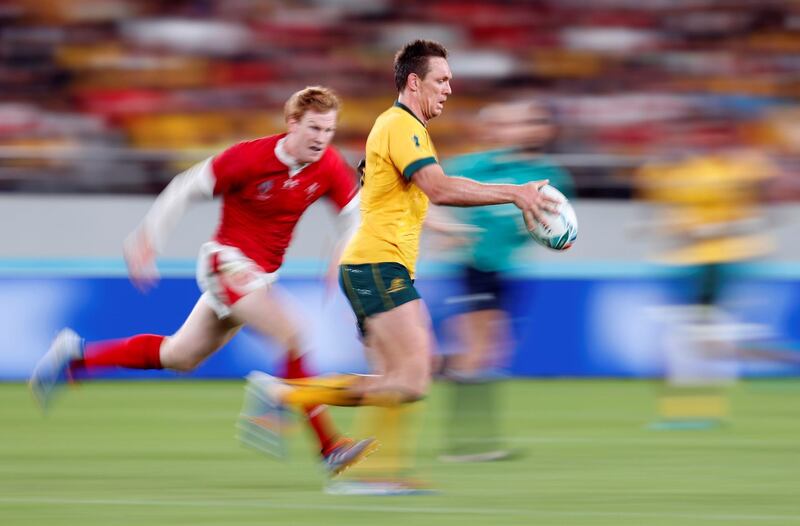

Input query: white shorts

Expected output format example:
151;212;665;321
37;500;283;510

196;241;278;319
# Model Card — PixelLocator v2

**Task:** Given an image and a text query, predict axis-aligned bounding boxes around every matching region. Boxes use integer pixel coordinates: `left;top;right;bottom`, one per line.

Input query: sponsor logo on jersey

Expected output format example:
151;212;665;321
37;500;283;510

412;134;420;148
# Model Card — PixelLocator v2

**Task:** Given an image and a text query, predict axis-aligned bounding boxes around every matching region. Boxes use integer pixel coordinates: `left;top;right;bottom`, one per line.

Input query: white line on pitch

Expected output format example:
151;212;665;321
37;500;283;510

0;497;797;523
501;436;800;447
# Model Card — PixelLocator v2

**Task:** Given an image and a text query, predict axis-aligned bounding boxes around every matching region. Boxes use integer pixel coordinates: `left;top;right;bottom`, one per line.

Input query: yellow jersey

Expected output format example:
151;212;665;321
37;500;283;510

637;153;774;265
341;102;438;277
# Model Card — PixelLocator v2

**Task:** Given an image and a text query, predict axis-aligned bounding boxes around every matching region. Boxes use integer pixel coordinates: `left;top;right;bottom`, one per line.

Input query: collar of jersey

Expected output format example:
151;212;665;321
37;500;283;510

393;100;426;128
275;136;309;177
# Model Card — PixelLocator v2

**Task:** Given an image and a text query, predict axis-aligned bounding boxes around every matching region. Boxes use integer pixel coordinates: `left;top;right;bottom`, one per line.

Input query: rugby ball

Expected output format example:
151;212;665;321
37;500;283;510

527;185;578;250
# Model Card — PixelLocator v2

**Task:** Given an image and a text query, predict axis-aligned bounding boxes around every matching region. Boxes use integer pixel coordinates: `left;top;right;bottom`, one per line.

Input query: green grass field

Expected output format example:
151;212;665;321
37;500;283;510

1;380;799;525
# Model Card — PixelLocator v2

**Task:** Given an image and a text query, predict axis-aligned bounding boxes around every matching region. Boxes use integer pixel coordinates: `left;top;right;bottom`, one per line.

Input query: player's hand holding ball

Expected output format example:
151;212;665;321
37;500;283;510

514;179;559;233
522;183;578;251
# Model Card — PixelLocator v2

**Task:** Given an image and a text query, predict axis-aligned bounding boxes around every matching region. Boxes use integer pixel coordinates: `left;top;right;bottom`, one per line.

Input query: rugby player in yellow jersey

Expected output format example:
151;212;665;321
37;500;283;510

240;40;559;492
636;118;778;429
339;39;556;402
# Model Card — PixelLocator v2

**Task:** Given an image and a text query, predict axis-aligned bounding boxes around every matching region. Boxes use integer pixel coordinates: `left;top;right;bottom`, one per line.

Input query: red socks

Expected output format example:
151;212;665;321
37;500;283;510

74;334;164;372
283;352;340;457
71;338;340;458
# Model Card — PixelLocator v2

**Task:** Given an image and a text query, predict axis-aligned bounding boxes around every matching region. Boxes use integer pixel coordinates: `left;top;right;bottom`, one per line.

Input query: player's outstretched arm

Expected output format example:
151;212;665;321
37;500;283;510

323;192;361;295
123;228;159;292
125;158;216;291
411;163;560;228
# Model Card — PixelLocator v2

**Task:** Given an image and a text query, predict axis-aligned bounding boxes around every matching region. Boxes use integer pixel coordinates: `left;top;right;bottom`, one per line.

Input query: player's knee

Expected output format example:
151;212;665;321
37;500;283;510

167;357;201;373
400;388;427;404
159;339;201;372
404;364;432;396
368;387;426;406
392;379;429;403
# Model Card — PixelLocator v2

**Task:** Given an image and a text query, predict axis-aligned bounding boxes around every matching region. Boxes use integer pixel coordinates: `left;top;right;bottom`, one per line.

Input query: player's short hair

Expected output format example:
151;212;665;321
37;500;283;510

284;86;341;122
393;40;448;92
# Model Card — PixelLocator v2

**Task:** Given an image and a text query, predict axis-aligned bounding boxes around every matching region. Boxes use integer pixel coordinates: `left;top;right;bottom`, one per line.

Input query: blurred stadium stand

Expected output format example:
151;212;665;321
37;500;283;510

1;0;800;197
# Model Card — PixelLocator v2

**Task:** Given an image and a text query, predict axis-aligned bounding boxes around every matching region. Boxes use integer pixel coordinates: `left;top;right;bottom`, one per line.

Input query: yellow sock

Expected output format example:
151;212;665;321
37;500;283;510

659;393;729;420
283;374;358;390
346;402;422;477
657;386;729;421
280;377;417;409
282;384;361;407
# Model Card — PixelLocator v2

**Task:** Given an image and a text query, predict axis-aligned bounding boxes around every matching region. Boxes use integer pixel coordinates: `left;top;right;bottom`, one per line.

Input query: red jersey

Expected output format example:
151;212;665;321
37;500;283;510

211;134;358;272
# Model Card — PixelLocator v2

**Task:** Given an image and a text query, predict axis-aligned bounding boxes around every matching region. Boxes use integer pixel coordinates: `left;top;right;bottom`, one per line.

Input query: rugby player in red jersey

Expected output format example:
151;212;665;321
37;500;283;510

29;86;375;477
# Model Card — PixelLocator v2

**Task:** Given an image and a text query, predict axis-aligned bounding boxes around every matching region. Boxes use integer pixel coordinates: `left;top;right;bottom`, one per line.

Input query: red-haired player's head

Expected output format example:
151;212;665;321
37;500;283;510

283;86;341;164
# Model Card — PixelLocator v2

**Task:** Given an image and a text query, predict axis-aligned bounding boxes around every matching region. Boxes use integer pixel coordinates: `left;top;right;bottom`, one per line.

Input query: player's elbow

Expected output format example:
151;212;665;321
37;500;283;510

423;183;449;206
413;165;452;205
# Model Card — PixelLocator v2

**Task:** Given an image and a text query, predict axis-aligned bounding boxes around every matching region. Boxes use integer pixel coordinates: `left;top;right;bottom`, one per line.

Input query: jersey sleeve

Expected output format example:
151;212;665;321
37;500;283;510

325;150;359;210
388;123;438;181
141;157;215;253
211;140;257;194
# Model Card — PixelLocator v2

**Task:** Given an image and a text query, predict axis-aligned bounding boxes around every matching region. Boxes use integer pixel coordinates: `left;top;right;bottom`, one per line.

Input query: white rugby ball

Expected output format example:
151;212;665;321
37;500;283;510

527;185;578;251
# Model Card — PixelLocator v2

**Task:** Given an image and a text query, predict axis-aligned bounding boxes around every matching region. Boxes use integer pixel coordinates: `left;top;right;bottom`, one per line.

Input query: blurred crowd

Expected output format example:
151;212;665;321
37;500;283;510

2;0;800;195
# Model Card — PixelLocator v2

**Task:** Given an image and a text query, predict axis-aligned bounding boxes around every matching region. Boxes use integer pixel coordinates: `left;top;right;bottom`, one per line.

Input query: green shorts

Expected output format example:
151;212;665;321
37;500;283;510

339;262;421;335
